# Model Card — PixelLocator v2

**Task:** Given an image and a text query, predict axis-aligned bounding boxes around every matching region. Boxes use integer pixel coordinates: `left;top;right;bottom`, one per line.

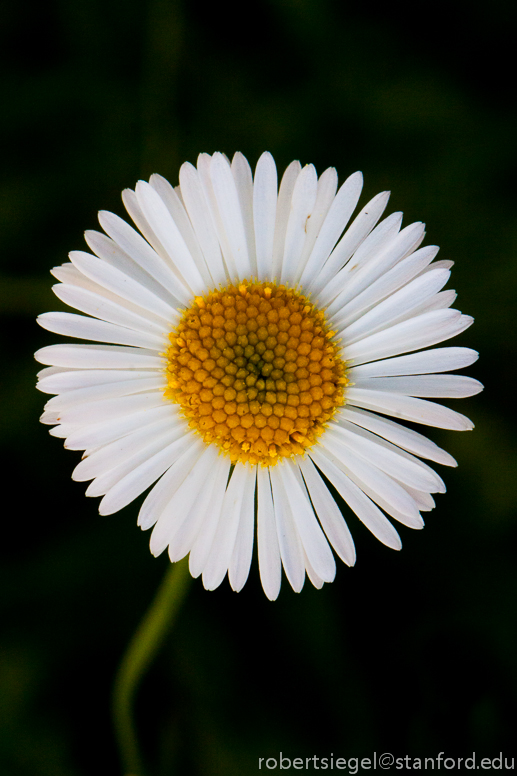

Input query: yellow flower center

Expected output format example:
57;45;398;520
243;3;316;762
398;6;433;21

164;281;347;466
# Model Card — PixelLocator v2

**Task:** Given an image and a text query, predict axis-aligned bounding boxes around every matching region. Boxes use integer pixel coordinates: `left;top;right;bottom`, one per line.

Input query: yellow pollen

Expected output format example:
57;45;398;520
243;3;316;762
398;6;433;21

164;281;348;466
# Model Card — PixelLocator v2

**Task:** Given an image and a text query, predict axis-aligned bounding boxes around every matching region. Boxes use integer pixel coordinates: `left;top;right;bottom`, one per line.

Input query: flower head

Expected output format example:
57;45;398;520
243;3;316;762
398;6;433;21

36;152;482;599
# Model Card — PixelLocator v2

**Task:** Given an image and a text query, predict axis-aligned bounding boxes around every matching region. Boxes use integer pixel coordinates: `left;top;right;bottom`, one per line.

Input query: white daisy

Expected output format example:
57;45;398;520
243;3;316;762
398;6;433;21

35;152;482;600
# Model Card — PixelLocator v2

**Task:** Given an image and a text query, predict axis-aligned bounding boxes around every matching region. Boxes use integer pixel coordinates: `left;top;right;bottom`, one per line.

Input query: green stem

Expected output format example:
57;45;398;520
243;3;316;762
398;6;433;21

112;558;191;776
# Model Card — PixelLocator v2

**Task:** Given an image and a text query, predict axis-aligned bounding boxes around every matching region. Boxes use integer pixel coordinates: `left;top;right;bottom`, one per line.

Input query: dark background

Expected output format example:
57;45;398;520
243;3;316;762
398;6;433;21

1;0;515;773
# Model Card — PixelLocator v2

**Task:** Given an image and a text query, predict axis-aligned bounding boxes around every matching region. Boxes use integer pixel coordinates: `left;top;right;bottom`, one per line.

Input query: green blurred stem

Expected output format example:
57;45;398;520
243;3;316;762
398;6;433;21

113;558;191;776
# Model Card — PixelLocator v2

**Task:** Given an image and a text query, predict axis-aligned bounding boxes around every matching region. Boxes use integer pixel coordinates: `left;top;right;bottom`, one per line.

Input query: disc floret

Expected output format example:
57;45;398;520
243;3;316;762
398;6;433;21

164;281;347;466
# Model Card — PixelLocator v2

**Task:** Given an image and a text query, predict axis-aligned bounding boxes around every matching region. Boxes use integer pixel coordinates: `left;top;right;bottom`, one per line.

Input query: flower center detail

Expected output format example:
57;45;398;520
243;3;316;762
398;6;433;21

164;281;347;466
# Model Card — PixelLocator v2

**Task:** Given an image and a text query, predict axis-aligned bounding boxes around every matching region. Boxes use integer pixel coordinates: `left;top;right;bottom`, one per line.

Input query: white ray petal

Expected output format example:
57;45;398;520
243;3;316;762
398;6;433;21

202;463;249;591
298;456;356;566
329;245;440;331
149;173;213;287
281;461;336;582
229;465;257;592
310;447;402;550
269;465;305;593
197;153;237;280
322;220;425;312
37;369;162;394
292;167;338;283
257;466;282;601
311;190;391;295
138;438;206;530
38;312;165;351
338;268;451;345
345;309;474;366
98;433;194;514
337;406;457;467
280;164;318;284
232;152;257;276
44;376;164;412
99;208;192;303
34;344;164;370
316;210;402;305
271;160;302;280
348;346;479;378
188;461;230;578
253;152;278;280
52;283;167;336
135;181;205;295
351;374;483;398
178;162;227;286
299;170;363;288
64;404;177;450
68;251;179;321
210;153;252;280
94;429;192;509
345;387;474;430
168;454;231;562
149;444;221;555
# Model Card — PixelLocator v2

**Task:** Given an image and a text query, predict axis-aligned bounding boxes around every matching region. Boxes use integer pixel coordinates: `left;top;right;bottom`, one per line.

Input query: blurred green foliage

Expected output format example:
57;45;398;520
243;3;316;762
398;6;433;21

1;0;516;773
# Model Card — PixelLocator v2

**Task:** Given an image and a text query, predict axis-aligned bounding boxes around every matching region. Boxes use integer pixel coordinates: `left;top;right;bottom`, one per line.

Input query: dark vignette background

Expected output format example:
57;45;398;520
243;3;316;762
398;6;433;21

1;0;516;774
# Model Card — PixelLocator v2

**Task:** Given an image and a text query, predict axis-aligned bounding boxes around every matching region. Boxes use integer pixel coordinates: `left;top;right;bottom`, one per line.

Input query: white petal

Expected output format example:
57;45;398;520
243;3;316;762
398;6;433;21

338;268;451;345
311;190;391;295
38;312;166;350
210;153;252;280
310;447;402;550
257;466;282;600
232;152;257;276
280;164;318;284
84;230;182;313
37;369;162;394
253;152;278;280
202;463;249;591
299;170;363;288
322;220;425;312
327;422;445;493
99;208;192;303
229;465;257;592
269;465;306;593
298;456;356;566
168;454;231;562
321;431;422;518
337;406;457;467
330;245;439;331
34;344;163;370
98;431;196;514
280;461;336;582
178;162;227;286
188;458;230;578
271;160;302;280
348;346;479;378
345;387;474;430
197;152;237;281
149;173;213;287
64;404;177;450
293;167;338;284
52;283;167;335
44;376;165;411
134;181;205;295
351;374;483;398
51;391;165;426
317;211;403;305
72;415;182;482
138;438;206;530
68;250;179;322
149;444;221;555
345;309;473;366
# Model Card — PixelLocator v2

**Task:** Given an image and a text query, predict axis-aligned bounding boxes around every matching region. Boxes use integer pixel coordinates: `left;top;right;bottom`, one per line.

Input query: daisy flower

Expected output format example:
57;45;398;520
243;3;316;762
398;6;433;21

35;152;482;600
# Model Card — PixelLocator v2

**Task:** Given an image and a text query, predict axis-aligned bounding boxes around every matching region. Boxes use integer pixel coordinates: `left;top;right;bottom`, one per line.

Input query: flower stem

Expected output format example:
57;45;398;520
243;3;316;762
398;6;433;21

112;558;191;776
